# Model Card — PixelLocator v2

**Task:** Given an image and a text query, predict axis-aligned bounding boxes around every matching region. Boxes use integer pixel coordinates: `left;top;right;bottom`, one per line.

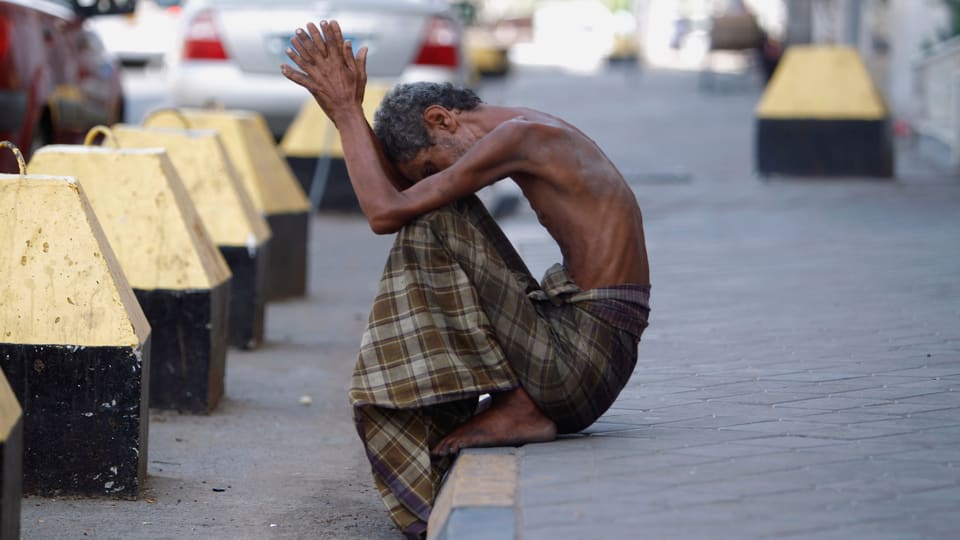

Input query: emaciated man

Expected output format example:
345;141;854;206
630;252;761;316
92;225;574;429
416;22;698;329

283;20;651;539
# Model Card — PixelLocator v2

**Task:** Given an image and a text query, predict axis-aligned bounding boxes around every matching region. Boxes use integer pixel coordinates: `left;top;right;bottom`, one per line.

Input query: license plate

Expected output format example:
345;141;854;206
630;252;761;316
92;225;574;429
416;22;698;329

268;33;370;67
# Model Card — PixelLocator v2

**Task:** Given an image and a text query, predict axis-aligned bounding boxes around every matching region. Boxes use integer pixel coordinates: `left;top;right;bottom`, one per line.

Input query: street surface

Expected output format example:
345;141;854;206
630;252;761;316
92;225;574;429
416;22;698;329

496;69;960;539
20;64;960;539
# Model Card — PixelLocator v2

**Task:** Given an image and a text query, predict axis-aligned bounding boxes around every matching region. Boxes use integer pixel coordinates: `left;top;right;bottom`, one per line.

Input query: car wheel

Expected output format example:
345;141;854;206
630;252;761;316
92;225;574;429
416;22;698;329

30;116;50;157
114;94;127;124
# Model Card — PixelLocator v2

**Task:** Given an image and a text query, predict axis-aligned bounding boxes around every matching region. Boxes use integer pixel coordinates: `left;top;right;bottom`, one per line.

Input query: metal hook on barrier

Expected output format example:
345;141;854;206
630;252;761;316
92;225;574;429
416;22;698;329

0;140;27;175
143;108;193;128
84;125;118;147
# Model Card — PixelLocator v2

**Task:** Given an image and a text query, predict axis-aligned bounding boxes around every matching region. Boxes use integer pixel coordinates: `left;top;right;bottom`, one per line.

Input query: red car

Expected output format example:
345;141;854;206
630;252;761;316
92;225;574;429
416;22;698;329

0;0;132;173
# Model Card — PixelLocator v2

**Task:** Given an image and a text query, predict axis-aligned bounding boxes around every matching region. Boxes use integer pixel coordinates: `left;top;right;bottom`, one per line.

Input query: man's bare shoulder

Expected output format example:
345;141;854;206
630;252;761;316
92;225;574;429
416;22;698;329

498;108;573;133
485;111;582;163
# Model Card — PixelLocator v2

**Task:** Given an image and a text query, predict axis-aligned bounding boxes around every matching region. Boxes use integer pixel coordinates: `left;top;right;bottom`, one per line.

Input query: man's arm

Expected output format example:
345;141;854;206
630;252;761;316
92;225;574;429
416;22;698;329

281;21;409;200
364;118;537;232
328;100;536;234
281;20;534;233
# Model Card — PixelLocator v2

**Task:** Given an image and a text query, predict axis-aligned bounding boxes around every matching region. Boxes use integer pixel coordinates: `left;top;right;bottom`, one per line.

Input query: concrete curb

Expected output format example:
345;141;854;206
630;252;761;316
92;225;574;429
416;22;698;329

427;449;520;540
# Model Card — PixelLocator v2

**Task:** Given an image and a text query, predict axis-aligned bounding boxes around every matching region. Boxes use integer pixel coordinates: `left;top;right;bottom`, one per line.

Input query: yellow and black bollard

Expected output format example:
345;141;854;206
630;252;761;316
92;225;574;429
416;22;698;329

280;84;390;212
0;371;22;538
1;141;151;498
755;45;894;177
145;109;311;300
111;124;273;349
28;128;232;414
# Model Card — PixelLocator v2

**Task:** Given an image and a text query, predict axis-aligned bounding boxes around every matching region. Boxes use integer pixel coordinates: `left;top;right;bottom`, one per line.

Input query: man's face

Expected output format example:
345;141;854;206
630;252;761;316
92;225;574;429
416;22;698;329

397;133;470;183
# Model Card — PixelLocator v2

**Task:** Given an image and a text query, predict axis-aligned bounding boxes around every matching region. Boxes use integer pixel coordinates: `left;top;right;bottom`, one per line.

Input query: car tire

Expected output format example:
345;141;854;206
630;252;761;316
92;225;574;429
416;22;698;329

114;94;127;124
30;113;51;157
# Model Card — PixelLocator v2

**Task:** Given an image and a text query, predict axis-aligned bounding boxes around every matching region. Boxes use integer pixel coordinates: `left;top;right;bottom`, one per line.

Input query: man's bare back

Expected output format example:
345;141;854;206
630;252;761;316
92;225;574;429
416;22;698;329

497;107;649;290
369;100;648;290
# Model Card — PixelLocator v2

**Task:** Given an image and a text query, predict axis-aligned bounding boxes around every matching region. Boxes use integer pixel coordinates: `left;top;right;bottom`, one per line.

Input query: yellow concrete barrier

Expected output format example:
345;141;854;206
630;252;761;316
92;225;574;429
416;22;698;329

0;369;22;539
28;129;232;413
1;140;151;498
280;84;390;212
111;125;272;349
145;109;311;300
755;45;894;177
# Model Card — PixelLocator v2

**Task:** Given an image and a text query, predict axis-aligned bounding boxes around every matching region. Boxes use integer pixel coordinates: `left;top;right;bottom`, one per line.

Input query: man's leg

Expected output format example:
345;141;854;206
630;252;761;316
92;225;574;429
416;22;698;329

351;197;564;536
428;196;635;432
354;400;474;539
350;196;629;535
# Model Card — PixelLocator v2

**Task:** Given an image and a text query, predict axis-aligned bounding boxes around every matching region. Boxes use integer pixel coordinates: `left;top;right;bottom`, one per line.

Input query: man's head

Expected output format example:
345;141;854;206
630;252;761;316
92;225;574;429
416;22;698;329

373;82;482;181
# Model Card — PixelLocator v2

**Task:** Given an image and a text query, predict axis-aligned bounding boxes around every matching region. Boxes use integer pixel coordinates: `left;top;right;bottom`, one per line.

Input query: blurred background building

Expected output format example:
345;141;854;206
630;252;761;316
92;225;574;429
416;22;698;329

783;0;954;169
499;0;958;169
79;0;959;169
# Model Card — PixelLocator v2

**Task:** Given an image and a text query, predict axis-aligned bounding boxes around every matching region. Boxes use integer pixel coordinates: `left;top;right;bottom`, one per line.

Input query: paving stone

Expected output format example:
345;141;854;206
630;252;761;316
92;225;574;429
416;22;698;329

771;395;896;411
830;385;953;401
787;423;936;441
873;448;960;465
762;522;924;540
492;69;960;540
897;391;960;407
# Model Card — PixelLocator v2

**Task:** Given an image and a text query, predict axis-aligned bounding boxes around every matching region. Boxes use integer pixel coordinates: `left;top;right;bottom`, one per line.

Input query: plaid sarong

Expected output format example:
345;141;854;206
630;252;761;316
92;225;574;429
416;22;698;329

349;196;650;538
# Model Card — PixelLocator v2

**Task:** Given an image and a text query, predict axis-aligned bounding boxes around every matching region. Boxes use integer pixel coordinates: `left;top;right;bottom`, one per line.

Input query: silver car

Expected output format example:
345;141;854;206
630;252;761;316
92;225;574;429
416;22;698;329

167;0;469;136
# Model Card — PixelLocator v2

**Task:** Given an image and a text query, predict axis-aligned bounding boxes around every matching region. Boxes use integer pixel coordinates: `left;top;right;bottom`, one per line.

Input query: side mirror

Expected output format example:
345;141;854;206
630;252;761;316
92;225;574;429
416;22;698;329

72;0;137;17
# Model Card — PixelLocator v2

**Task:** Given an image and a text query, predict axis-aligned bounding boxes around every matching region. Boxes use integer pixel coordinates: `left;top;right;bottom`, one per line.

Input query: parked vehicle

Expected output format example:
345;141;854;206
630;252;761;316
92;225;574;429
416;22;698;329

88;0;183;68
0;0;130;172
167;0;469;137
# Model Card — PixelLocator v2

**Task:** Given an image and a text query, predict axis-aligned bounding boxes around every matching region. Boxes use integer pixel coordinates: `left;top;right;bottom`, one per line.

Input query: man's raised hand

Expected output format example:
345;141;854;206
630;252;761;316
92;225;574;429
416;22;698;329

281;20;368;126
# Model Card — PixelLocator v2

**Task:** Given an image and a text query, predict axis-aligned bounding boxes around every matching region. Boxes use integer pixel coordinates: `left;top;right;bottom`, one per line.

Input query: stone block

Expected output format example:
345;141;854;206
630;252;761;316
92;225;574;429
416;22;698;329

28;141;230;413
145;109;311;300
755;46;894;177
111;125;271;349
0;169;150;497
0;371;22;539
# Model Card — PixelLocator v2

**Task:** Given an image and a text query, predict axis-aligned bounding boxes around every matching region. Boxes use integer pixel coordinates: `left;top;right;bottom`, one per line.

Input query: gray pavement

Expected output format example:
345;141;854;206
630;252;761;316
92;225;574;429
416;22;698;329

20;65;960;539
21;219;398;539
488;68;960;539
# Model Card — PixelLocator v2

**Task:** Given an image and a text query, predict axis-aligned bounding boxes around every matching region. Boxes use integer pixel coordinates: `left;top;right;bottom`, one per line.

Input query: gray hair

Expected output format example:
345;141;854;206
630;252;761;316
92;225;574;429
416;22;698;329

373;82;482;164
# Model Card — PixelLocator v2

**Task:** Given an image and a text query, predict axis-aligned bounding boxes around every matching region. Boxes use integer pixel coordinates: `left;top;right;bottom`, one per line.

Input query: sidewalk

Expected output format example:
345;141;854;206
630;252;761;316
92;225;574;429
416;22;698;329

20;219;400;539
434;68;960;539
17;67;960;539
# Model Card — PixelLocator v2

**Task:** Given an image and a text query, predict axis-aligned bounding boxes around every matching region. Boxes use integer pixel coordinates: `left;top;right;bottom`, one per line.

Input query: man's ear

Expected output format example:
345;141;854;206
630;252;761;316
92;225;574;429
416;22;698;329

423;105;457;133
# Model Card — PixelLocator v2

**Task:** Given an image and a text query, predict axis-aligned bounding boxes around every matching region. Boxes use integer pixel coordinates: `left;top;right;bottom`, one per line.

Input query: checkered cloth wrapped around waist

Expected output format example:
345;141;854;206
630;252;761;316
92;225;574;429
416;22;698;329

349;195;650;538
530;262;651;341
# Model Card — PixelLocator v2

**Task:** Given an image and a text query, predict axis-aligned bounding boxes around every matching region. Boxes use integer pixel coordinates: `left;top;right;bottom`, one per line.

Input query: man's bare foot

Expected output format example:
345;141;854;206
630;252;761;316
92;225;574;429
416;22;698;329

432;387;557;456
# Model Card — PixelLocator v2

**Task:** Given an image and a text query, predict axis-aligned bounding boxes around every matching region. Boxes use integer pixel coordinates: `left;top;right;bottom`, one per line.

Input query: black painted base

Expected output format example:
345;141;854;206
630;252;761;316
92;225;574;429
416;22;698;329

0;342;149;498
220;244;268;349
265;212;308;300
285;156;362;213
755;118;894;177
286;156;316;196
135;282;229;413
1;418;22;539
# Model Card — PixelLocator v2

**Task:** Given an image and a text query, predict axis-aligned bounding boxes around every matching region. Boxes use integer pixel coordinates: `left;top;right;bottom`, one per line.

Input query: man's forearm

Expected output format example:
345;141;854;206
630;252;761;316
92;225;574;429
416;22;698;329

334;108;411;233
280;19;410;232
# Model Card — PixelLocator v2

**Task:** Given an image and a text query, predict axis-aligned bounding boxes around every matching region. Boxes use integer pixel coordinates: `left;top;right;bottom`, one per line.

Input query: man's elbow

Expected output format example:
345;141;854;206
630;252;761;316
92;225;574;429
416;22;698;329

368;217;401;235
367;210;403;234
364;196;411;234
